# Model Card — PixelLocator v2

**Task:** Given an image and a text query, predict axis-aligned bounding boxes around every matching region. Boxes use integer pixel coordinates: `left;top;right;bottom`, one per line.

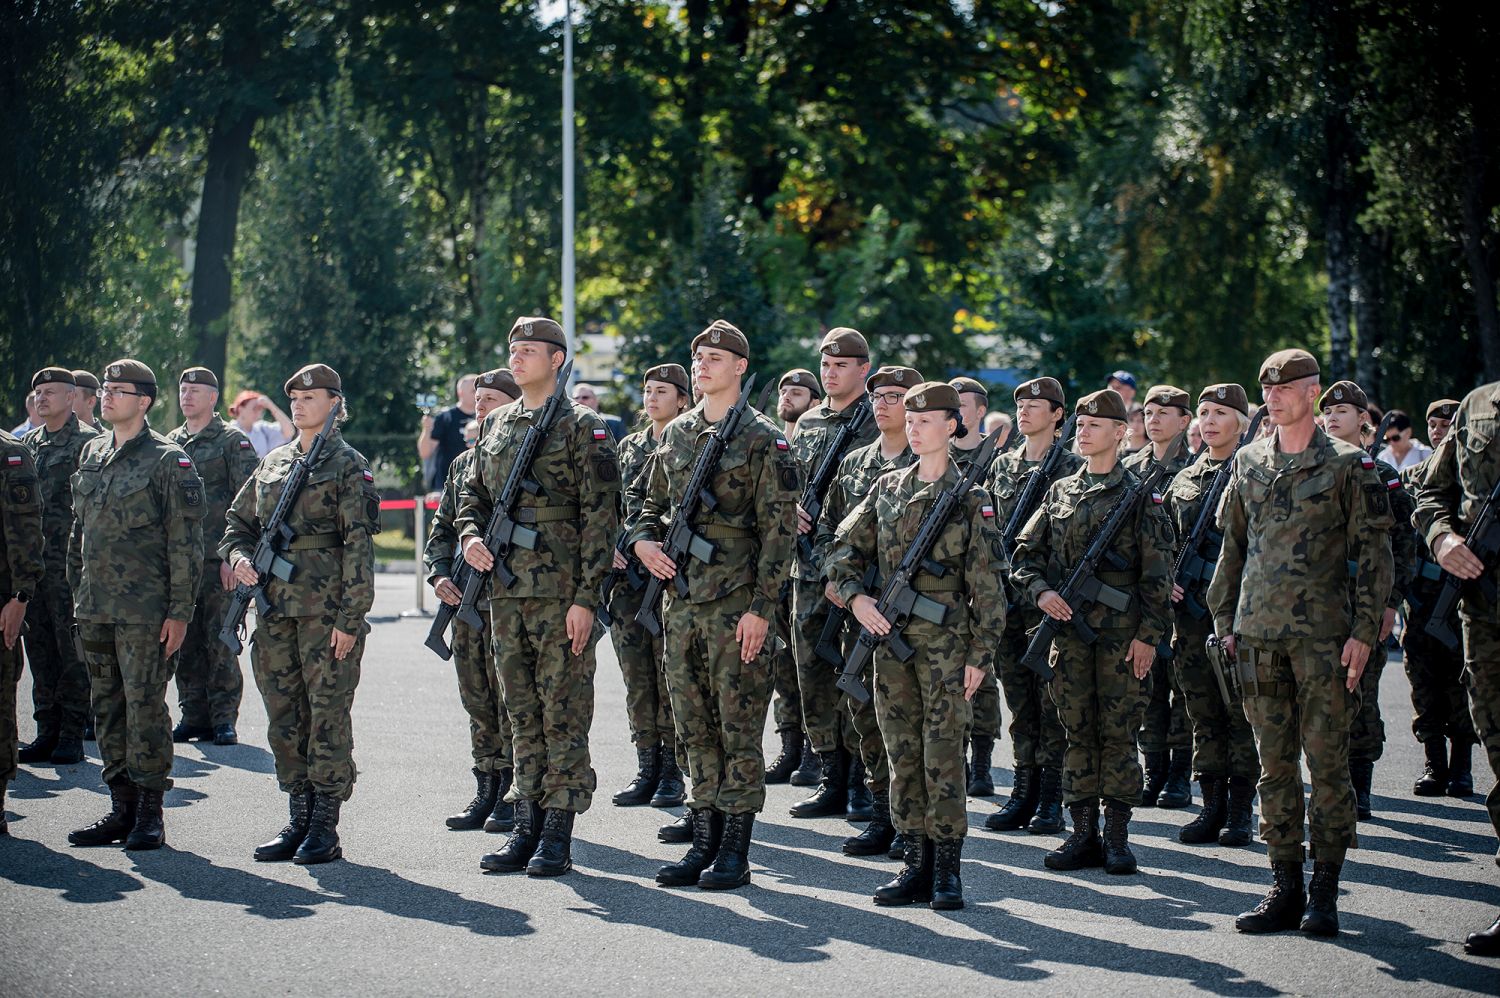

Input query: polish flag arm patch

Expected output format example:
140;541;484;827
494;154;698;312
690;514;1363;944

1360;455;1375;470
775;438;790;451
592;427;608;441
362;469;375;483
177;456;193;468
1386;477;1401;491
5;455;22;467
1151;491;1164;504
980;504;995;519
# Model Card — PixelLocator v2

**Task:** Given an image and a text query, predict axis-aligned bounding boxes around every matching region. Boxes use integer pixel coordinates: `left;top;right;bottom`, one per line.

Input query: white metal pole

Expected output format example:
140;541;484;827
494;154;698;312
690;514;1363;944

561;0;576;365
400;495;433;618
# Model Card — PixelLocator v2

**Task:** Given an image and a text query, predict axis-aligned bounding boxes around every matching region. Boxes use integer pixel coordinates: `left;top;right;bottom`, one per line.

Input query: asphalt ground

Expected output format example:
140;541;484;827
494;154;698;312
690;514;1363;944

2;573;1497;996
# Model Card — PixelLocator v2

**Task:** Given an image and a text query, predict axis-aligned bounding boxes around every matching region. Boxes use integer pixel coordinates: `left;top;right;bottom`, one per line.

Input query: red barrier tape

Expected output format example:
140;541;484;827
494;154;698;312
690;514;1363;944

378;498;440;511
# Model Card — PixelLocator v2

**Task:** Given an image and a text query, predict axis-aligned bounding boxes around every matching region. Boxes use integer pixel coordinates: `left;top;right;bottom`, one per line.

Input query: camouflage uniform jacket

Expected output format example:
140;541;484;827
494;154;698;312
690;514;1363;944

1208;427;1394;647
789;397;877;581
1370;454;1417;610
221;431;379;632
69;425;205;624
986;441;1084;572
1414;382;1500;569
424;446;475;586
23;412;98;574
626;402;799;612
1123;434;1193;481
456;400;621;607
825;462;1007;672
0;430;45;600
168;415;258;562
1401;453;1443;602
812;438;914;575
1011;464;1176;649
618;425;662;535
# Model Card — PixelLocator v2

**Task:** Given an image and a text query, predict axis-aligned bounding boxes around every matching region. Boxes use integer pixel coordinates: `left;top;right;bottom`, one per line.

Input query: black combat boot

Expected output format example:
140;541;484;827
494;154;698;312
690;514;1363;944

930;838;965;910
49;735;84;764
1101;802;1137;875
18;729;58;764
526;809;576;876
1158;749;1193;808
1235;860;1306;933
651;749;687;808
1179;774;1227;844
789;749;848;818
1413;738;1447;796
1028;768;1066;835
698;812;754;890
293;793;344;865
1140;751;1169;807
1349;758;1374;820
874;833;932;906
447;769;499;830
1219;776;1256;847
984;765;1038;831
124;787;166;850
846;756;874;821
482;799;539;872
170;721;213;743
254;790;314;861
1044;802;1104;871
1448;740;1475;797
658;810;693;844
1466;912;1500;956
212;723;238;746
843;791;896;856
68;781;138;846
612;744;661;807
966;736;996;797
887;831;907;860
1300;861;1342;937
657;808;722;887
765;728;801;784
484;769;515;833
789;735;821;787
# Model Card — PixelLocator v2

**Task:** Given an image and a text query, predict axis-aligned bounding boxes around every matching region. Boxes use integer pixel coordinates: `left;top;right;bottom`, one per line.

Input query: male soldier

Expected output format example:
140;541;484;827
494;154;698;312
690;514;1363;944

1414;383;1500;955
167;367;258;746
0;430;44;833
776;369;821;439
1127;385;1195;808
460;317;620;878
813;365;923;858
67;360;205;850
20;368;99;764
789;329;876;821
1210;349;1393;938
983;377;1082;836
426;367;518;833
71;370;101;429
630;319;799;891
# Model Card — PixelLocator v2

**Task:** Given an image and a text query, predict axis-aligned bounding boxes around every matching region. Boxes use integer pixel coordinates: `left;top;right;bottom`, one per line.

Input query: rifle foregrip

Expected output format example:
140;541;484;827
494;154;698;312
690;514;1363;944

425;603;457;660
1019;621;1057;680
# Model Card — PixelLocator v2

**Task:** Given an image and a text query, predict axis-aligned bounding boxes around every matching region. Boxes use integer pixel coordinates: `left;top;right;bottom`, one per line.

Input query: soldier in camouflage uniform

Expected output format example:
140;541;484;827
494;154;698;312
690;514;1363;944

1210;349;1394;939
223;364;380;865
1013;388;1175;877
167;367;258;747
0;431;44;834
459;318;621;878
983;377;1081;837
20;367;98;765
425;367;518;833
71;370;102;430
826;381;1006;910
66;360;205;851
630;320;799;891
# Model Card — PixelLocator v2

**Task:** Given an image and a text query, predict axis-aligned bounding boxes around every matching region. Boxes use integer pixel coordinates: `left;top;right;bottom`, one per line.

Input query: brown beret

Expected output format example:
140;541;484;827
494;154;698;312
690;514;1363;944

1318;380;1370;413
819;327;869;360
283;363;342;396
1014;377;1065;407
778;368;821;396
691;319;750;360
507;315;567;350
102;359;157;392
1259;348;1319;385
904;381;962;413
643;363;691;397
949;376;988;401
1075;388;1129;422
476;367;520;399
868;366;923;392
179;367;219;389
32;368;75;390
71;370;99;391
1427;399;1460;421
1198;383;1249;415
1144;384;1192;413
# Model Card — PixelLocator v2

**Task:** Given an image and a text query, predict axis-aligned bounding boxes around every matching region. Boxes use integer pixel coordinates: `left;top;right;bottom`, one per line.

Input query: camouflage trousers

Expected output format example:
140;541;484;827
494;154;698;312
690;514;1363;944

1404;617;1475;744
1048;627;1148;806
1349;640;1388;762
793;579;852;753
969;668;1002;741
662;586;772;815
1172;617;1257;780
251;613;364;800
1139;655;1190;754
1460;611;1500;844
450;612;512;772
489;598;596;813
1;634;20;782
1240;636;1357;865
608;583;677;751
22;569;90;738
998;608;1065;770
873;619;971;838
826;616;889;791
175;563;244;727
79;622;176;791
771;587;801;733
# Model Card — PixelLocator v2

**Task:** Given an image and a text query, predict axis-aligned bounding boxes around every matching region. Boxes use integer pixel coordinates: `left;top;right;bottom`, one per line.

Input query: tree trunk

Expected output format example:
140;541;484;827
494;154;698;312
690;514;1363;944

188;108;259;377
1324;186;1354;384
1353;227;1388;401
1460;126;1500;381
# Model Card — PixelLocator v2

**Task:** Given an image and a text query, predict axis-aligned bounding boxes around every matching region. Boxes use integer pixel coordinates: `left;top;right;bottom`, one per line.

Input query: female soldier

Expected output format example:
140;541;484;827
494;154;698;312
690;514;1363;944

825;381;1005;911
222;364;380;865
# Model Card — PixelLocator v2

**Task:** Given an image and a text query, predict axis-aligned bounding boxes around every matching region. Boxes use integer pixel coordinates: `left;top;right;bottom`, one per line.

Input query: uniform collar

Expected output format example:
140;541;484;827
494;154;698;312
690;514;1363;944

39;412;82;442
1271;425;1333;471
181;415;225;443
103;423;153;466
1076;461;1127;500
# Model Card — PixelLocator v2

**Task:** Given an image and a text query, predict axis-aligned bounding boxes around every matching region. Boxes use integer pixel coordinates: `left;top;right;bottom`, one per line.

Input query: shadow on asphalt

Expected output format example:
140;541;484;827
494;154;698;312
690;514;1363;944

9;760;107;801
0;836;145;903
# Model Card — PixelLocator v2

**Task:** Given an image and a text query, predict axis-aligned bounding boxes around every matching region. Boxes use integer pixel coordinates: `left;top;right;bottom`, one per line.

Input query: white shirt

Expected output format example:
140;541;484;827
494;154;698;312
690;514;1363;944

1376;439;1432;471
243;419;291;458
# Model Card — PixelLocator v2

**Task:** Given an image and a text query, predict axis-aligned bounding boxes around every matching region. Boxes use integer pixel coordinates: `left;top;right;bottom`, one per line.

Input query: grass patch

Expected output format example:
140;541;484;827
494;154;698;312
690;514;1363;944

375;531;418;564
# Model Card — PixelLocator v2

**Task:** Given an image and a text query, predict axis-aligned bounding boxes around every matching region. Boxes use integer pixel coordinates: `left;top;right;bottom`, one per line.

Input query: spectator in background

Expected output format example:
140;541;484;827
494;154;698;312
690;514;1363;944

1107;370;1138;408
1124;403;1147;454
12;393;39;436
229;389;295;457
419;373;477;490
1376;409;1430;470
571;382;626;441
983;411;1013;449
1187;417;1203;454
71;370;101;428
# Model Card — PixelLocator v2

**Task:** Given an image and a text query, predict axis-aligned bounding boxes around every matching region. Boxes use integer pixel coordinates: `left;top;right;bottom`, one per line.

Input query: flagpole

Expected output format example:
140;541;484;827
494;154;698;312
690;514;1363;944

561;0;576;366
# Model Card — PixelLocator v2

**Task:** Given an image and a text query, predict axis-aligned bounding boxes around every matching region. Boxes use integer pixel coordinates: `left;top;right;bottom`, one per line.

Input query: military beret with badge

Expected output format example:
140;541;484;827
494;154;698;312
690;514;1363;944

1426;398;1459;422
644;363;691;397
779;368;821;397
31;367;75;390
284;363;342;396
819;327;869;360
1014;377;1065;407
1075;388;1129;422
1258;348;1320;386
1198;383;1249;416
691;319;750;360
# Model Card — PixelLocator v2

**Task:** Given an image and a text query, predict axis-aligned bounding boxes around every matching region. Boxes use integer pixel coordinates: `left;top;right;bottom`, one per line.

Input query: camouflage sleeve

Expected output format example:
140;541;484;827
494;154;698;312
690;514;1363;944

227;430;260;492
1207;455;1248;638
1413;431;1462;548
1133;493;1176;649
220;474;260;567
2;446;44;596
574;416;622;610
455;444;495;544
826;487;879;608
962;489;1007;674
67;483;83;597
335;459;380;632
811;452;856;578
625;447;670;548
1346;459;1396;647
163;453;206;622
1009;489;1055;609
424;458;463;585
751;432;799;613
1386;476;1417;609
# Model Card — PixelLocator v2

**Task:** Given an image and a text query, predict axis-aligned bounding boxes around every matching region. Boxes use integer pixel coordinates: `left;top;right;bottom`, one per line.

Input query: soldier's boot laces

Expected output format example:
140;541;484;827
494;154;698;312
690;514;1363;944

68;782;138;846
765;728;801;784
651;749;687;808
1448;740;1475;797
484;768;515;833
482;799;539;872
1465;911;1500;957
18;729;58;764
1299;861;1342;937
930;838;965;910
1235;860;1306;933
447;769;499;830
843;790;896;856
698;812;754;890
985;765;1039;832
789;735;822;787
658;809;693;844
846;756;874;821
1180;773;1227;844
254;790;314;862
1218;776;1256;847
293;793;343;865
966;736;996;797
1412;739;1448;797
1102;802;1137;875
1044;802;1104;871
656;807;722;887
789;749;848;818
1158;749;1193;808
526;808;575;877
1349;758;1375;820
124;787;166;851
886;831;908;860
1028;767;1066;835
49;735;85;765
612;744;661;807
874;834;933;906
1140;751;1169;807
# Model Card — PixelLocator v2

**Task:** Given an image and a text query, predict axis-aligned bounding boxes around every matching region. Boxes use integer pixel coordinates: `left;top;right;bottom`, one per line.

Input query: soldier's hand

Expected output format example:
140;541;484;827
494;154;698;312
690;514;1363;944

566;604;595;656
219;561;236;592
462;536;495;572
1219;634;1237;660
1037;590;1072;621
1;598;25;649
633;540;676;580
233;557;260;587
1379;607;1397;642
433;576;462;606
1126;639;1154;679
736;610;770;662
962;665;985;701
824;581;846;609
796;504;813;535
160;618;188;657
850;595;891;636
1170;583;1185;604
612;549;628;571
1433;531;1485;580
1341;638;1371;691
331;628;357;660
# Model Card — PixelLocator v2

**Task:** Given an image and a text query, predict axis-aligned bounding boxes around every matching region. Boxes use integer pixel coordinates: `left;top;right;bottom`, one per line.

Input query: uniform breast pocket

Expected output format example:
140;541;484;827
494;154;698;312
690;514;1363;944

116;481;159;529
714;451;751;512
71;470;101;508
300;469;342;525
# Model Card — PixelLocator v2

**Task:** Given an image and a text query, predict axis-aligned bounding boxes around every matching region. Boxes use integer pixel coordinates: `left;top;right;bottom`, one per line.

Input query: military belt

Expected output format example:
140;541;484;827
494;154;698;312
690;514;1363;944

286;533;343;551
913;576;964;593
699;524;755;540
514;505;580;524
1096;570;1139;588
1240;679;1296;699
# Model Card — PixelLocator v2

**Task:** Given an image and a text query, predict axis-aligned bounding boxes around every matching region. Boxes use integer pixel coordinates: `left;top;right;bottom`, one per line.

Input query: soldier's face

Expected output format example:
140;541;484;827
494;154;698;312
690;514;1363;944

1015;398;1059;437
1196;401;1240;452
691;347;745;396
509;342;564;387
642;379;684;421
1075;415;1125;457
904;409;954;456
178;383;217;420
474;388;514;419
98;383;151;422
776;386;814;421
871;387;907;432
1261;379;1318;426
819;356;869;401
955;393;986;433
1320;402;1363;444
289;389;338;429
1144;402;1190;442
1428;416;1452;447
31;382;71;419
73;386;96;417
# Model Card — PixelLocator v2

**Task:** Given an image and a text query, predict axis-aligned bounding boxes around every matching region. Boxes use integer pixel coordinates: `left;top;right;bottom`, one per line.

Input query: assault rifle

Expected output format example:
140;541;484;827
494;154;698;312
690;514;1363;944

1425;474;1500;651
596;535;647;628
999;415;1078;559
797;397;873;564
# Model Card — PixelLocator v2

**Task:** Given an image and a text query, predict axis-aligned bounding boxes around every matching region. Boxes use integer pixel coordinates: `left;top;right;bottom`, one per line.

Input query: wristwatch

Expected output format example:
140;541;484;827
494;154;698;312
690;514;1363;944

12;591;29;604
